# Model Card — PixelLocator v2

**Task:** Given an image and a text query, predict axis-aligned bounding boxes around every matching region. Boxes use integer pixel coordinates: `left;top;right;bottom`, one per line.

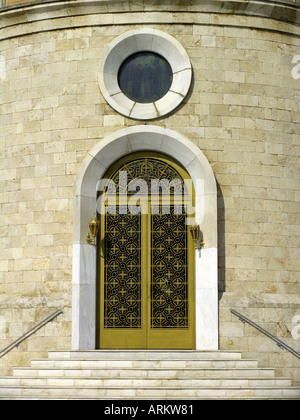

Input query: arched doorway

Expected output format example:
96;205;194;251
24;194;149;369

72;126;218;351
97;152;195;349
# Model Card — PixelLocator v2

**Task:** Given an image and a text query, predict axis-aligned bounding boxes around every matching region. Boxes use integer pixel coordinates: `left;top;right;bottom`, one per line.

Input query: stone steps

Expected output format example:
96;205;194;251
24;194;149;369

1;350;300;400
2;385;300;399
3;367;276;379
0;376;291;388
47;350;243;360
29;359;260;370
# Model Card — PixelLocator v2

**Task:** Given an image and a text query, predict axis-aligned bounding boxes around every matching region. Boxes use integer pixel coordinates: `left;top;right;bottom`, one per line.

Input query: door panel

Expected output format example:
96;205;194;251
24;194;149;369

100;209;147;348
151;206;188;329
104;211;142;329
148;205;194;349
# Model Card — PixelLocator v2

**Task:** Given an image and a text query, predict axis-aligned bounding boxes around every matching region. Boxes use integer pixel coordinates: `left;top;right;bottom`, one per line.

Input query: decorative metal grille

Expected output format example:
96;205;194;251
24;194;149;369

103;158;189;332
151;206;188;329
106;158;184;196
104;209;141;329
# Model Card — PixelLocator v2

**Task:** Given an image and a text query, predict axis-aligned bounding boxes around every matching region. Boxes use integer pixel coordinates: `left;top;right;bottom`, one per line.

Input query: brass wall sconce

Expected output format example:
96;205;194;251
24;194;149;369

86;213;100;246
189;224;205;249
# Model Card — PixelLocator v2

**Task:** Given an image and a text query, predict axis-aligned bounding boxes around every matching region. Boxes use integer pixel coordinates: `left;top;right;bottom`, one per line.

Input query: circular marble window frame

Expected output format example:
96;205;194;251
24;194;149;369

98;29;192;120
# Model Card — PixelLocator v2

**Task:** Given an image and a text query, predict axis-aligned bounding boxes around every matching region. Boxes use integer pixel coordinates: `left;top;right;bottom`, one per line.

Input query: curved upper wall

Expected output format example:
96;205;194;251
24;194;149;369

0;0;300;40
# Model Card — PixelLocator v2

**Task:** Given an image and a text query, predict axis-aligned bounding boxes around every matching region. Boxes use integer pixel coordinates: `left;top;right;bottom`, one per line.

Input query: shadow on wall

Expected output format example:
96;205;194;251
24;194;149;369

217;180;226;297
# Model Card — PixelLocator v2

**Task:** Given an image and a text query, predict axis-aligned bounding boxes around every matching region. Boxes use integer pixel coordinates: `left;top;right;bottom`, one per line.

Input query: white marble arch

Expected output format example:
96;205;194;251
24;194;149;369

72;126;218;351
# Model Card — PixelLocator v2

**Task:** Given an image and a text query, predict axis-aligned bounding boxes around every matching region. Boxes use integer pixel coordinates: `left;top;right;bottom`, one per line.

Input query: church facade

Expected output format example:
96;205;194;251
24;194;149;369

0;0;300;387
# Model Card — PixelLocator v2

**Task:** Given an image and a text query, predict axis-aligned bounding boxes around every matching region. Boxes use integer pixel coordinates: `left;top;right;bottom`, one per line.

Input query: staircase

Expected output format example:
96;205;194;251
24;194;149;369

1;350;300;400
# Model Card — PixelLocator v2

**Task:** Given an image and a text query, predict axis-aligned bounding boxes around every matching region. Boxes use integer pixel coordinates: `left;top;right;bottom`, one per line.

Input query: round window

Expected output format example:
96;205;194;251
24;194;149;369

98;29;192;120
118;52;173;104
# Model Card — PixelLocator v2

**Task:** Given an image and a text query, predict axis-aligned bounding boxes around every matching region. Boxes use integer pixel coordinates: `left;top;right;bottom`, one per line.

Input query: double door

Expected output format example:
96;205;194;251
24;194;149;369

97;154;195;349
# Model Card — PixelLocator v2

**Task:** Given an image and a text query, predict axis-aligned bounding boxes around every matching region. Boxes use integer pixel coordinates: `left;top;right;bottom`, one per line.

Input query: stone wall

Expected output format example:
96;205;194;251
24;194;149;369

0;1;299;382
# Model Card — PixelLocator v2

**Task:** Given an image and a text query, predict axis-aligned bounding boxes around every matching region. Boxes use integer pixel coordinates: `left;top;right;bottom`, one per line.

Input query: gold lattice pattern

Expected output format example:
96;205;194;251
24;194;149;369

104;210;141;328
151;206;188;329
106;158;185;195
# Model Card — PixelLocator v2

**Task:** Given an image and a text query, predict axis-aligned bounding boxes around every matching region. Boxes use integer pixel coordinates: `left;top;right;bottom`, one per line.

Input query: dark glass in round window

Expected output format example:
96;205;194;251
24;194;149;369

118;52;173;104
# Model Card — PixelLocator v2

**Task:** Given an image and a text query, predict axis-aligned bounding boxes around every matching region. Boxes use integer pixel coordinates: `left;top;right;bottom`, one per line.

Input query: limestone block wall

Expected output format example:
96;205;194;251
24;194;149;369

0;1;299;382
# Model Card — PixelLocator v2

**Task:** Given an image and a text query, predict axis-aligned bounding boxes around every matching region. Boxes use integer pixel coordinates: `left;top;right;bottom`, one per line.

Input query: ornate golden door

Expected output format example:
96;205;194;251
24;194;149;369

97;152;195;349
